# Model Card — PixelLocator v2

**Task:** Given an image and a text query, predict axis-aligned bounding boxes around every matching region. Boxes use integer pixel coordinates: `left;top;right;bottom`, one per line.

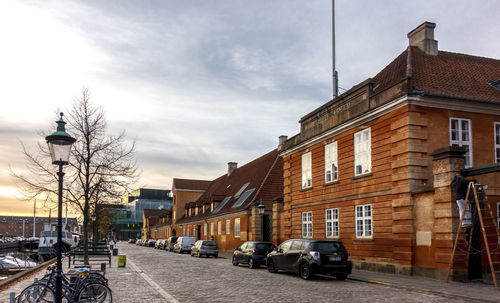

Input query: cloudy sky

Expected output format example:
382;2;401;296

1;0;498;216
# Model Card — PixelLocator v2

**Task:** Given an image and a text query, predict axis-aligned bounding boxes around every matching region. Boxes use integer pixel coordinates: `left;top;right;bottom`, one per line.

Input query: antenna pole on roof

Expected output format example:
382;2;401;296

332;0;339;98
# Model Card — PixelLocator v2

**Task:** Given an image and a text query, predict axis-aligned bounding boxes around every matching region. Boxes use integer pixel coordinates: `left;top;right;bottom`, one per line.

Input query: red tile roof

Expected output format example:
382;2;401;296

176;149;283;224
173;178;211;191
373;46;500;102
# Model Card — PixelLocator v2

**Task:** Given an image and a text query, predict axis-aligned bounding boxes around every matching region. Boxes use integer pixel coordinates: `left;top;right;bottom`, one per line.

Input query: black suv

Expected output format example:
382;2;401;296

266;239;351;280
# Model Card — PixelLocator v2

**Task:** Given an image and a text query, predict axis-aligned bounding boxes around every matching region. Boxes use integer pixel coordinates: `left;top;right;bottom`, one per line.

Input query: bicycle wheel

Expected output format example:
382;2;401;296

17;283;55;303
77;283;112;303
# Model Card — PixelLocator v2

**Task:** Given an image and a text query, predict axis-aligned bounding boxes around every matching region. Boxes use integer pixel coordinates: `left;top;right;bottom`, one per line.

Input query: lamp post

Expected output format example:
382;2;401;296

257;199;265;241
46;112;76;303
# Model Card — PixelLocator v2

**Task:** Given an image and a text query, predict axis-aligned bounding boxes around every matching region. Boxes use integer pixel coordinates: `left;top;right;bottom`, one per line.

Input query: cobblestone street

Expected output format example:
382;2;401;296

109;242;498;303
1;242;498;303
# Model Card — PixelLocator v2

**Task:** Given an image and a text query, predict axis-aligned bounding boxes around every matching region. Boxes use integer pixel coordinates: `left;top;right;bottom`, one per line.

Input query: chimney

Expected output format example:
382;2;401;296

407;21;438;55
227;162;237;176
278;135;288;151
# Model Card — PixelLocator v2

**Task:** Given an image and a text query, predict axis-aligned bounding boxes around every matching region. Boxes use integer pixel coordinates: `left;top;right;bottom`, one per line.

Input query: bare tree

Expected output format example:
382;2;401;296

12;88;139;264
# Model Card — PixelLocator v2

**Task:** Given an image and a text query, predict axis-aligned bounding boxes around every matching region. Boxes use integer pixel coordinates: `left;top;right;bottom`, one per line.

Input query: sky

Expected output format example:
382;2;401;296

0;0;499;217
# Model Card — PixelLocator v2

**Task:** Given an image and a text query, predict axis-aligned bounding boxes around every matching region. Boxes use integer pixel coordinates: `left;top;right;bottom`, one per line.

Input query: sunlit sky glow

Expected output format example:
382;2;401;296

1;0;499;217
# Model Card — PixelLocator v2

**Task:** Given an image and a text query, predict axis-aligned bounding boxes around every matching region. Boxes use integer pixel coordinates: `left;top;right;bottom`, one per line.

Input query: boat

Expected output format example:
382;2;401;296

0;255;38;275
38;223;79;260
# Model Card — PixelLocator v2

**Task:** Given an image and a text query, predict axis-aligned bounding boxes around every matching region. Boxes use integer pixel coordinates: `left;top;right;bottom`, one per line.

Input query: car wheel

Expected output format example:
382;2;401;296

232;256;238;266
248;258;256;269
267;258;278;273
336;273;348;280
197;252;202;258
299;263;313;280
214;254;218;258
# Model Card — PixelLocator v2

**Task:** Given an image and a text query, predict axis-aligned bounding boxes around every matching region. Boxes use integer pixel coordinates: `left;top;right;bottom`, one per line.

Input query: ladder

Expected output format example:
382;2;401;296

445;182;500;290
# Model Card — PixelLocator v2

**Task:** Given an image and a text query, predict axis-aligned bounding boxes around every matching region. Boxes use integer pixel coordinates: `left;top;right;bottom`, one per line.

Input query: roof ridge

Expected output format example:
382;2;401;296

437;49;500;62
406;46;414;93
246;152;280;208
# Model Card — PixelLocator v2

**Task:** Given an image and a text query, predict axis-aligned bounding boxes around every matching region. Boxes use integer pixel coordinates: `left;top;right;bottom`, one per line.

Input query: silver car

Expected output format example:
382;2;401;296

190;240;218;258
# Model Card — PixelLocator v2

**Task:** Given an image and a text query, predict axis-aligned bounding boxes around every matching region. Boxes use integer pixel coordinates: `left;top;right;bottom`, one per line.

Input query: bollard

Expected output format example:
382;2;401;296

34;278;38;283
117;255;126;267
110;244;114;251
9;291;15;303
112;248;118;256
100;262;106;273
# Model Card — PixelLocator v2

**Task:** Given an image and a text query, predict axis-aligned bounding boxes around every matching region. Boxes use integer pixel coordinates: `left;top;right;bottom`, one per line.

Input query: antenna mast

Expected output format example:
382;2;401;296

332;0;339;98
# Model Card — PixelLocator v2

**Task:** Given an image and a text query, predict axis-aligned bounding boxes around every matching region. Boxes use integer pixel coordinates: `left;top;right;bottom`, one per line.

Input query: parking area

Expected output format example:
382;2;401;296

116;242;492;303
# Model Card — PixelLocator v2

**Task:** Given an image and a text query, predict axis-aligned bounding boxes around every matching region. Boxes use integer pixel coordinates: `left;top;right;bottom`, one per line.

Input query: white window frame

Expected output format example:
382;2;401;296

450;117;472;168
302;152;312;189
210;222;214;235
302;211;313;238
325;208;339;238
226;219;230;234
495;122;500;163
204;223;207;236
193;226;196;237
355;204;373;239
325;142;338;183
218;221;221;235
234;218;240;237
354;128;371;176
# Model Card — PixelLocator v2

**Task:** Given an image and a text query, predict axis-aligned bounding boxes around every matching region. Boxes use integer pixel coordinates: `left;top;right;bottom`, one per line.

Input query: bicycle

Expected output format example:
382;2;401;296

17;265;112;303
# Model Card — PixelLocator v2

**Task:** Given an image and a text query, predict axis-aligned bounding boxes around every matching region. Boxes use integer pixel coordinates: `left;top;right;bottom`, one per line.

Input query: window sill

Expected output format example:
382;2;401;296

354;238;373;242
323;180;339;187
300;187;313;192
352;172;372;180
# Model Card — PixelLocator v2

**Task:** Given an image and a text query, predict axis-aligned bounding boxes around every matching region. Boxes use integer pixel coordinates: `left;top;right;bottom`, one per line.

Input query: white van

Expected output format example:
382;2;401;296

173;236;196;254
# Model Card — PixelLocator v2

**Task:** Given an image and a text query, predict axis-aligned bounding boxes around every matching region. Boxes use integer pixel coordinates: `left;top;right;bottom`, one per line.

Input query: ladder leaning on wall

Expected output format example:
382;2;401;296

445;182;500;290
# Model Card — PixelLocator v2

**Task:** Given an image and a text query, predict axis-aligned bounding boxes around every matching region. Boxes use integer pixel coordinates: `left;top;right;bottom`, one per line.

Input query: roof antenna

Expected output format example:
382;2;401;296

332;0;339;98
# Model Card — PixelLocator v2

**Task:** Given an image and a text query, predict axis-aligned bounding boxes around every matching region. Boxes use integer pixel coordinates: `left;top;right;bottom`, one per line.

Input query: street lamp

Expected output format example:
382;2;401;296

257;199;265;215
46;112;76;303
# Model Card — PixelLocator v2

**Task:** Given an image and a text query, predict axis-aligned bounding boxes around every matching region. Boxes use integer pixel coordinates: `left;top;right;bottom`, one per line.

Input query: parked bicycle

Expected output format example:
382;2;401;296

17;265;112;303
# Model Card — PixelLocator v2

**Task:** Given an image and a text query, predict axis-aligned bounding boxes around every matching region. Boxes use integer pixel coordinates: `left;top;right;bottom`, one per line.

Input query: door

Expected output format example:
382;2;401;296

468;209;482;279
197;225;201;240
274;240;292;268
236;243;247;263
263;215;272;242
286;240;304;271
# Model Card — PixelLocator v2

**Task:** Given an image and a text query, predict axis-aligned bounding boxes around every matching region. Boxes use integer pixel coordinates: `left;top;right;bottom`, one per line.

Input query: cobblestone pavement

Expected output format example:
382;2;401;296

1;242;498;303
113;242;499;303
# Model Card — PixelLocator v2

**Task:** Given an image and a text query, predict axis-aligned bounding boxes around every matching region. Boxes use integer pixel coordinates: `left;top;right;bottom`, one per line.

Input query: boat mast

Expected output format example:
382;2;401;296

33;199;36;237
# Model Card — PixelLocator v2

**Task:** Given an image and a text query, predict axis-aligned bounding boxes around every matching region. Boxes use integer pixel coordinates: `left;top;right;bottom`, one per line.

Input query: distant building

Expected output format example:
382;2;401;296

0;216;78;238
112;188;173;240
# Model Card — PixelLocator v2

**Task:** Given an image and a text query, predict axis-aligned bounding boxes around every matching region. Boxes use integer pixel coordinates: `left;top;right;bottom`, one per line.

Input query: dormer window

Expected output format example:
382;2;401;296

488;80;500;91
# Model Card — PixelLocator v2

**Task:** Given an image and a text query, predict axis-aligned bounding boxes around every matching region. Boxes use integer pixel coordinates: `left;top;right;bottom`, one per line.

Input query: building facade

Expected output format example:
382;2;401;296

0;216;78;238
278;22;500;279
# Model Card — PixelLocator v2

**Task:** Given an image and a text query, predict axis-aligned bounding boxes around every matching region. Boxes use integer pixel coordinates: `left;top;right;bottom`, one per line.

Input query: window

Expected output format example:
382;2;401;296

234;218;240;237
495;123;500;163
210;222;214;235
218;221;221;235
213;196;232;213
290;240;305;250
193;226;196;237
450;118;472;167
302;152;312;188
325;142;338;183
354;128;371;175
226;219;230;234
325;208;339;238
279;240;292;251
302;211;312;238
356;204;372;238
232;188;256;208
204;223;207;236
234;182;250;198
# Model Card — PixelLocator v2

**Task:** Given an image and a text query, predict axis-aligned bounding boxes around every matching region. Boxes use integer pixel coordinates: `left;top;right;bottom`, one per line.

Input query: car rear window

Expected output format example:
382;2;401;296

203;241;216;246
256;243;275;250
312;242;344;253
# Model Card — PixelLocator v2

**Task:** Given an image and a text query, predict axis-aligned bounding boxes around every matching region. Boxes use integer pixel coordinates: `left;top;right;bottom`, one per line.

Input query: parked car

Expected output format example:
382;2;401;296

266;239;351;280
232;241;276;269
165;236;178;251
128;238;136;244
147;239;157;247
191;240;218;258
155;239;166;249
173;236;196;253
135;239;142;245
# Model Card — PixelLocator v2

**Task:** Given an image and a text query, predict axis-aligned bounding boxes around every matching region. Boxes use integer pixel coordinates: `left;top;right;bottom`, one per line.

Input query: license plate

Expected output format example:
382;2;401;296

329;256;341;261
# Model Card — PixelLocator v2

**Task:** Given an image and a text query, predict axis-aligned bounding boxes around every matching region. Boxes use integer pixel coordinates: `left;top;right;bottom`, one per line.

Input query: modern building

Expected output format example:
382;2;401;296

278;22;500;280
112;188;173;240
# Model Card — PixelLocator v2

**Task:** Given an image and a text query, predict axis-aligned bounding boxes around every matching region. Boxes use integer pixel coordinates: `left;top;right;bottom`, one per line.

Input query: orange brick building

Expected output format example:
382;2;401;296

277;22;500;279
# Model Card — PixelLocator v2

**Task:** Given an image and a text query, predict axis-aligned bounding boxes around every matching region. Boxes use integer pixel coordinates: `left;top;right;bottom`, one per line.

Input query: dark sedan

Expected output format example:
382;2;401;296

266;239;351;280
232;241;276;269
